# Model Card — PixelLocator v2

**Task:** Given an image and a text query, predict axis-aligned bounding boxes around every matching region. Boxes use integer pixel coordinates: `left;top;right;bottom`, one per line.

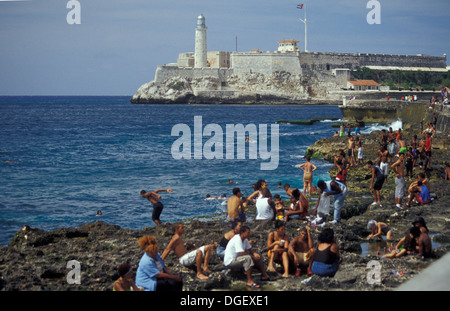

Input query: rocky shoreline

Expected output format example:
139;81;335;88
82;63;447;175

1;122;449;291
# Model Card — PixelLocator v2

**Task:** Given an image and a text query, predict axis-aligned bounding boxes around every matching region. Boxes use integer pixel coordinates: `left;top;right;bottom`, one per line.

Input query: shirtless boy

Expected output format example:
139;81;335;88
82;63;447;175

391;153;406;208
412;226;432;258
162;223;215;280
227;188;246;224
347;136;356;166
288;226;313;276
377;146;389;165
140;188;173;225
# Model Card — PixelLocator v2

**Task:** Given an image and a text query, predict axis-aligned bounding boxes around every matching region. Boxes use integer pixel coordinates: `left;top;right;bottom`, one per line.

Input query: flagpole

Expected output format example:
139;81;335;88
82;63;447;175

305;5;307;52
298;4;308;52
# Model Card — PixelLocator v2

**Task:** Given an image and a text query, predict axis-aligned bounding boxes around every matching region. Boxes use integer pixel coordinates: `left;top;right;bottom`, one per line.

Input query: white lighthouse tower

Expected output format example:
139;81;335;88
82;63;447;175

194;14;207;68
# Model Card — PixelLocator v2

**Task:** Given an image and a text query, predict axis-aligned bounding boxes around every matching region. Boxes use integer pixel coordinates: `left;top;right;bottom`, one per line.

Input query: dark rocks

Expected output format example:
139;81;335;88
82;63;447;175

1;198;449;291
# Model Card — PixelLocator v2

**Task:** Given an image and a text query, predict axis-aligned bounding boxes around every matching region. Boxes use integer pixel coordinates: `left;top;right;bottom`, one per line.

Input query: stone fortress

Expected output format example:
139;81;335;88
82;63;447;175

131;14;448;104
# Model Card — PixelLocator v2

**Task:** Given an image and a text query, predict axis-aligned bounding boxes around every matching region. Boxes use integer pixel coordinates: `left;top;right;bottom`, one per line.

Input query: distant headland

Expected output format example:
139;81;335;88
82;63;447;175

130;14;448;105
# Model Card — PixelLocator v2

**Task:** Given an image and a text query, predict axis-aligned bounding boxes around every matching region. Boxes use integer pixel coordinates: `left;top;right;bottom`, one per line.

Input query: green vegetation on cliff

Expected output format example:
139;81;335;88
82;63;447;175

351;67;450;91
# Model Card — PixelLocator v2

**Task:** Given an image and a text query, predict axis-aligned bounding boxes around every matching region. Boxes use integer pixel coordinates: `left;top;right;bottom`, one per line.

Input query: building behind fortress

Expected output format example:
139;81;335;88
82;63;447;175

132;14;448;104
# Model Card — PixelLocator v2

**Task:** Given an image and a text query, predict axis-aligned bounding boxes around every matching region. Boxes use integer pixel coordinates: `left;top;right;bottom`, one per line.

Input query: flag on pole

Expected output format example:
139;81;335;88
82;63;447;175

297;4;304;9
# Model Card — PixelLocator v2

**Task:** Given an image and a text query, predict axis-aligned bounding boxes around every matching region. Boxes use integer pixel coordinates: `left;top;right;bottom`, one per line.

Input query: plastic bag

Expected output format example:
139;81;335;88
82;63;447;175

317;192;331;214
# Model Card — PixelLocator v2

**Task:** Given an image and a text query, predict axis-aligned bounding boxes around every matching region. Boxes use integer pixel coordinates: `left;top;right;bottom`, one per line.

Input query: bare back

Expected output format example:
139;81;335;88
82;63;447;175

227;196;241;220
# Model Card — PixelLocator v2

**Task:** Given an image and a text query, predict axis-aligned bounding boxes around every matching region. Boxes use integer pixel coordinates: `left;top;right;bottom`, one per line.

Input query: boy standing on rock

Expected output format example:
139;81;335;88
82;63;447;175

366;161;384;207
391;152;406;209
347;136;356;167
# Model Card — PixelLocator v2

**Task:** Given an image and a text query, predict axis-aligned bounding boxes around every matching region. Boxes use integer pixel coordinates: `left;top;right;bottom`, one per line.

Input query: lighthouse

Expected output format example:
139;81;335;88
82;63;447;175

194;14;207;68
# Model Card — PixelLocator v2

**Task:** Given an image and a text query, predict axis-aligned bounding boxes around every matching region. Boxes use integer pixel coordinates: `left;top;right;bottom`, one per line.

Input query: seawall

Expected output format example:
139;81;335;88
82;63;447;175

337;90;450;131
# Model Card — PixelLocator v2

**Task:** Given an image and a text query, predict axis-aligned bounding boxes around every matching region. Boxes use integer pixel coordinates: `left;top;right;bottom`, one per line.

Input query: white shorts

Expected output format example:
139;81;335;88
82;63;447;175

395;177;405;199
179;246;206;267
358;147;363;159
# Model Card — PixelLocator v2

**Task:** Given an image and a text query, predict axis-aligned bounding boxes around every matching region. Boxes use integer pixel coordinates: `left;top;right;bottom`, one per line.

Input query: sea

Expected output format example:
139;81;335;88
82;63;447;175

0;96;401;246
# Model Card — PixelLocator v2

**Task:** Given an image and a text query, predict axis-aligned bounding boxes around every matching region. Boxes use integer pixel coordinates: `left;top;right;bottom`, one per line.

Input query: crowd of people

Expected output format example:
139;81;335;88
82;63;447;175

332;118;437;210
122;177;346;291
121;110;445;291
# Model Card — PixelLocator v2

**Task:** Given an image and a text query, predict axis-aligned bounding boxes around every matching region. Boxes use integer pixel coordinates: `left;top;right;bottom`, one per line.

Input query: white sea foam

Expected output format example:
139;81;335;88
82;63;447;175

361;119;403;134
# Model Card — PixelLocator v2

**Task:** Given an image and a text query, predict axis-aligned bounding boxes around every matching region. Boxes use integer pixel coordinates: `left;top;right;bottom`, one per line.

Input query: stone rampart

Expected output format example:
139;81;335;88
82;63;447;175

231;51;302;75
300;52;447;71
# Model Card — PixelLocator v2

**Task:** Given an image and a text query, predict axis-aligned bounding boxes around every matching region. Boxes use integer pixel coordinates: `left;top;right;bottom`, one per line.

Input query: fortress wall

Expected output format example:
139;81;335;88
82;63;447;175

154;66;234;83
231;52;302;75
300;52;447;71
155;52;446;84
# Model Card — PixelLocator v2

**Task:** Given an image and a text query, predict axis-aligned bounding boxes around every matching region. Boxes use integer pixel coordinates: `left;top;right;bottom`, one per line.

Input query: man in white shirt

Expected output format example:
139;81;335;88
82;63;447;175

224;226;271;288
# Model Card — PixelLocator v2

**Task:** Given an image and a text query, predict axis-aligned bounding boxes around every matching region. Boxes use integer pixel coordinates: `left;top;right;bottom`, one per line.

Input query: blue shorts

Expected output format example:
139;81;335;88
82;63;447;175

311;261;339;277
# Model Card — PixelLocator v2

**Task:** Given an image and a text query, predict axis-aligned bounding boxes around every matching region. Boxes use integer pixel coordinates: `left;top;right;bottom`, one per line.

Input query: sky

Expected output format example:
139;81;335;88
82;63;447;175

0;0;448;96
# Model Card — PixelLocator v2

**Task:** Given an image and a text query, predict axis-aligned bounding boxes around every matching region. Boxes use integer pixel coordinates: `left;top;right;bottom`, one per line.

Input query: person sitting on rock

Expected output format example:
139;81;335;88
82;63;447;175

135;236;182;291
223;225;273;288
381;227;417;259
113;263;141;291
412;226;433;258
161;223;216;280
310;228;342;277
405;180;431;207
412;216;429;234
288;226;313;276
266;221;290;278
216;220;243;260
284;189;309;221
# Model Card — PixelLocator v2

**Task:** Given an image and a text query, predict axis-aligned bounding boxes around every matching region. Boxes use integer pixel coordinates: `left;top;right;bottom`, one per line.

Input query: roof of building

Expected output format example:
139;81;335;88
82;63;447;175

348;80;380;86
277;39;299;44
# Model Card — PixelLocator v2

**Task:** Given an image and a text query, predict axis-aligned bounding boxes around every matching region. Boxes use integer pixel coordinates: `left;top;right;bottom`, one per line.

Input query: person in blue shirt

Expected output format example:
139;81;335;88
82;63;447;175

135;235;182;291
405;181;431;207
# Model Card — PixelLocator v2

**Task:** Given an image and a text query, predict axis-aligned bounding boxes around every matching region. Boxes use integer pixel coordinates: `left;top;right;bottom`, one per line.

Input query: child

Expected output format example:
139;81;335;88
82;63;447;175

405;147;414;181
367;220;393;240
367;161;385;206
113;263;141;291
357;139;363;165
273;194;285;221
381;227;417;259
379;155;390;184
